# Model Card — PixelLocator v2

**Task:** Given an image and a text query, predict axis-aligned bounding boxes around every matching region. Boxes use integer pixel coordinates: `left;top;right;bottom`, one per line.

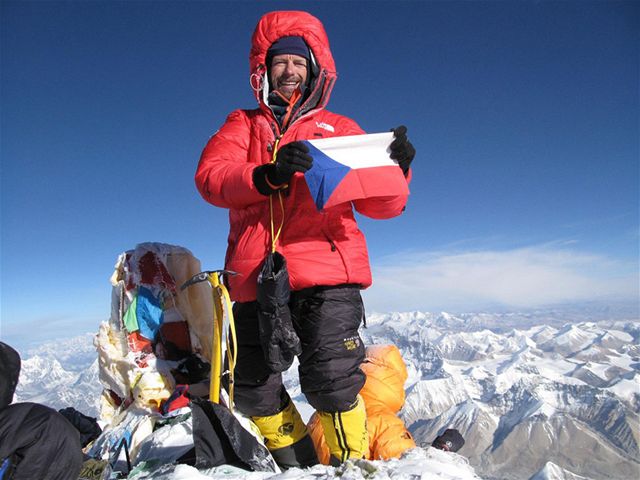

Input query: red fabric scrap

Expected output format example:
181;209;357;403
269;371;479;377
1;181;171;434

159;321;192;360
138;251;176;293
127;331;153;354
161;385;191;414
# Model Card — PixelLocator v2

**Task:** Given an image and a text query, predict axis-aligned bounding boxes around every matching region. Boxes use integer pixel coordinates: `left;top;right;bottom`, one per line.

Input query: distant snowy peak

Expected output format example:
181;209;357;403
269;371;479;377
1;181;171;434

598;329;634;348
16;342;101;417
539;324;598;355
402;376;471;424
530;461;591;480
375;312;640;480
368;309;639;335
18;355;74;390
526;325;560;345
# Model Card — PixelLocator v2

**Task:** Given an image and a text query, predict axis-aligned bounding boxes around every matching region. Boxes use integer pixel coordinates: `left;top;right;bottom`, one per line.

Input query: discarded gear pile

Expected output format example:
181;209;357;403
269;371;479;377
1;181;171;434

84;243;277;479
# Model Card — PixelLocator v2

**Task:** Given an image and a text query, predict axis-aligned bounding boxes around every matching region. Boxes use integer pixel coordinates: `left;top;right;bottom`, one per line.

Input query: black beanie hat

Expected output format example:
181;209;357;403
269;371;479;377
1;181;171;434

267;36;310;64
432;428;465;453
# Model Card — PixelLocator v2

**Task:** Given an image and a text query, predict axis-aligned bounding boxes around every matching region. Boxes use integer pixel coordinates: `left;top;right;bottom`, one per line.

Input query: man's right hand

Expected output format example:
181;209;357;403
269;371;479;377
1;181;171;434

268;141;313;186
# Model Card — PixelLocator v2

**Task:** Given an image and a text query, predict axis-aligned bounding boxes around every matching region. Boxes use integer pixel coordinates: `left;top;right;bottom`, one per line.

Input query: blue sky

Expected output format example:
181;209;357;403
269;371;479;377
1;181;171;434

1;1;638;349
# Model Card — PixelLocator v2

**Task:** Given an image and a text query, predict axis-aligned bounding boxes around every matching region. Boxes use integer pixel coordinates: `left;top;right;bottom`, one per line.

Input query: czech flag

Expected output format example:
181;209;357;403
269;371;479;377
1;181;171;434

303;132;410;210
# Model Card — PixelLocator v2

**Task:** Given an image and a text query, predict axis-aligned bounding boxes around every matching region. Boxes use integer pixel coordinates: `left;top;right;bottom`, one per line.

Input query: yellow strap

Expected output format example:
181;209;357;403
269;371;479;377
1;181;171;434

220;281;237;411
269;138;285;253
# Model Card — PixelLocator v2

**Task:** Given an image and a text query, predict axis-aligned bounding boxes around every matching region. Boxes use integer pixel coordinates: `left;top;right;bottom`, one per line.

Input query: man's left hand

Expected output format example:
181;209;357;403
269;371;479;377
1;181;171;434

389;125;415;175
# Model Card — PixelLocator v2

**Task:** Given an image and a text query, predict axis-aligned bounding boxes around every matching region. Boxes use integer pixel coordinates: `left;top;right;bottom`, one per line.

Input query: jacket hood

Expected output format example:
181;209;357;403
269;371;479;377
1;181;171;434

249;11;337;109
0;342;21;408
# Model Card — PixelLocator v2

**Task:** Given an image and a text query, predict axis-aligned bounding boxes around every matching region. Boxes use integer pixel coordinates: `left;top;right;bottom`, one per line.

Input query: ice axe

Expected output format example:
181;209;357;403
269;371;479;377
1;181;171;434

181;271;277;472
181;270;238;408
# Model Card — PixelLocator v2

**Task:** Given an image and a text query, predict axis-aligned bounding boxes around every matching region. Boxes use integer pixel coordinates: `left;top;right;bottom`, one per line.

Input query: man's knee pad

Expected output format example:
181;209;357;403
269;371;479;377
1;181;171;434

251;396;318;468
317;395;369;464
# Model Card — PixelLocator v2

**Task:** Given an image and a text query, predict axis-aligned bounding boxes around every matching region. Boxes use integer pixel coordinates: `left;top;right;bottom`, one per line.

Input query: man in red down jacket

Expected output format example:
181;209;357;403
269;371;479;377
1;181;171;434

195;10;415;469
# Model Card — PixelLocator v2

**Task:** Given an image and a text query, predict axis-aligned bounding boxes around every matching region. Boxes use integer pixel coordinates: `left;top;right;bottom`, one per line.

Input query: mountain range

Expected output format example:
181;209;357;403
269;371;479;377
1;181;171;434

12;310;640;480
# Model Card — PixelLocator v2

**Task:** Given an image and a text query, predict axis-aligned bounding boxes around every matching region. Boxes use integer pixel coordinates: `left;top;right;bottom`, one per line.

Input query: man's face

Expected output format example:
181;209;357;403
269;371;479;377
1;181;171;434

269;54;308;100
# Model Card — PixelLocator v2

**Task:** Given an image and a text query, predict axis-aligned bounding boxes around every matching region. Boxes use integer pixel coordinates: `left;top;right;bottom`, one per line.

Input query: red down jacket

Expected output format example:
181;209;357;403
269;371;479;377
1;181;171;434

196;11;410;302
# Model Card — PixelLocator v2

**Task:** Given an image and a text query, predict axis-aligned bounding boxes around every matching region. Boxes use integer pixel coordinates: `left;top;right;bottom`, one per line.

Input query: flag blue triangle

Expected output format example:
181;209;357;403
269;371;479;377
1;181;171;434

303;141;351;210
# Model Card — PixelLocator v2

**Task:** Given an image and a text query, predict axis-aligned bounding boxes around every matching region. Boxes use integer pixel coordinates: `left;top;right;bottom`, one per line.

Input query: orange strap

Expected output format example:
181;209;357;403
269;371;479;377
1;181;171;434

269;138;285;253
265;175;287;191
273;89;302;130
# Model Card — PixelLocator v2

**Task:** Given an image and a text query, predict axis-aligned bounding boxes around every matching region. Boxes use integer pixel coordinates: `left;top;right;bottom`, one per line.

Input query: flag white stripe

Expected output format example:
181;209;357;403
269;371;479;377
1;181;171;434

307;132;397;170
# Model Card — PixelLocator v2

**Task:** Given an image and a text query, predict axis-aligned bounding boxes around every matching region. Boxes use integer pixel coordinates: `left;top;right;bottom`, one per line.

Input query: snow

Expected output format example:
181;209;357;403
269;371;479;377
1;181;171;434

530;461;590;480
601;329;633;343
581;361;611;380
606;350;638;370
534;389;562;416
296;400;316;424
606;374;640;404
403;377;470;421
549;325;596;350
531;356;580;382
128;449;481;479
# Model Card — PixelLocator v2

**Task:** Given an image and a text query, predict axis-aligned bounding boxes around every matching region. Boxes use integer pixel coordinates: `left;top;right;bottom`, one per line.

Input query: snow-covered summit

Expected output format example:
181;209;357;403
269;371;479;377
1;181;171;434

15;334;101;416
530;461;590;480
126;448;480;480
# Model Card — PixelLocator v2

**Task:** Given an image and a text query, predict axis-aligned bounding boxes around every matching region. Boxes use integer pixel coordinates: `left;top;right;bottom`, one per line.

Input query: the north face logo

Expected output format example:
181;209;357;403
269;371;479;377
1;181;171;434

315;121;335;133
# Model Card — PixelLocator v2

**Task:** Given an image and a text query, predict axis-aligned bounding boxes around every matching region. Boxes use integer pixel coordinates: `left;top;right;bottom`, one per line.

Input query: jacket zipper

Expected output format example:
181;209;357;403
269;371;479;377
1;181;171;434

325;234;337;252
323;232;350;284
288;73;337;129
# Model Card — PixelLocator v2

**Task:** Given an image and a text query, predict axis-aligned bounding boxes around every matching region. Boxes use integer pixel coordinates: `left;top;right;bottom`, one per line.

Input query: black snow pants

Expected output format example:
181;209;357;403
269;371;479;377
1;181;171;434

232;284;366;416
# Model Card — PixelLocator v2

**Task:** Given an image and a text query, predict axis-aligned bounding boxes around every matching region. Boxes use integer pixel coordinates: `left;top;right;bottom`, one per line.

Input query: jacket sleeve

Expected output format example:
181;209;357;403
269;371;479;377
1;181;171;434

352;166;411;220
195;110;267;210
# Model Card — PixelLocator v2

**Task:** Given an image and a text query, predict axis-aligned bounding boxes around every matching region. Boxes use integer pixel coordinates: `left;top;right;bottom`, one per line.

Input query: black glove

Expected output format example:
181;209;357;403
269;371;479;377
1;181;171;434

269;141;313;185
389;125;415;175
253;141;313;195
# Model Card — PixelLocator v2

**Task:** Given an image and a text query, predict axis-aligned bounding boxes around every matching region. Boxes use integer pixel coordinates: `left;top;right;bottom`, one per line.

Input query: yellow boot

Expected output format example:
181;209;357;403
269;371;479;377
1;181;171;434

252;397;318;469
317;396;369;464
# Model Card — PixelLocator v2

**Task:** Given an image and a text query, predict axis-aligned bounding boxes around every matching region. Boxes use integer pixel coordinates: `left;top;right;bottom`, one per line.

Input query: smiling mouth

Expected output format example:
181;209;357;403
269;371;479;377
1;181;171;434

274;76;304;99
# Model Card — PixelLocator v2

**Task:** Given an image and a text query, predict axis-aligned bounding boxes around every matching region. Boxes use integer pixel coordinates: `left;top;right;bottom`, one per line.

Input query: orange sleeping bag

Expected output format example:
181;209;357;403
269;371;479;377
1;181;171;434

308;344;416;463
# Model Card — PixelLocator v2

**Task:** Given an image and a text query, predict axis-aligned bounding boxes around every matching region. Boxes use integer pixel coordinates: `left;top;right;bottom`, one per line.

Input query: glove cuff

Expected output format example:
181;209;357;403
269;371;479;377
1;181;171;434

253;164;278;196
399;160;412;176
